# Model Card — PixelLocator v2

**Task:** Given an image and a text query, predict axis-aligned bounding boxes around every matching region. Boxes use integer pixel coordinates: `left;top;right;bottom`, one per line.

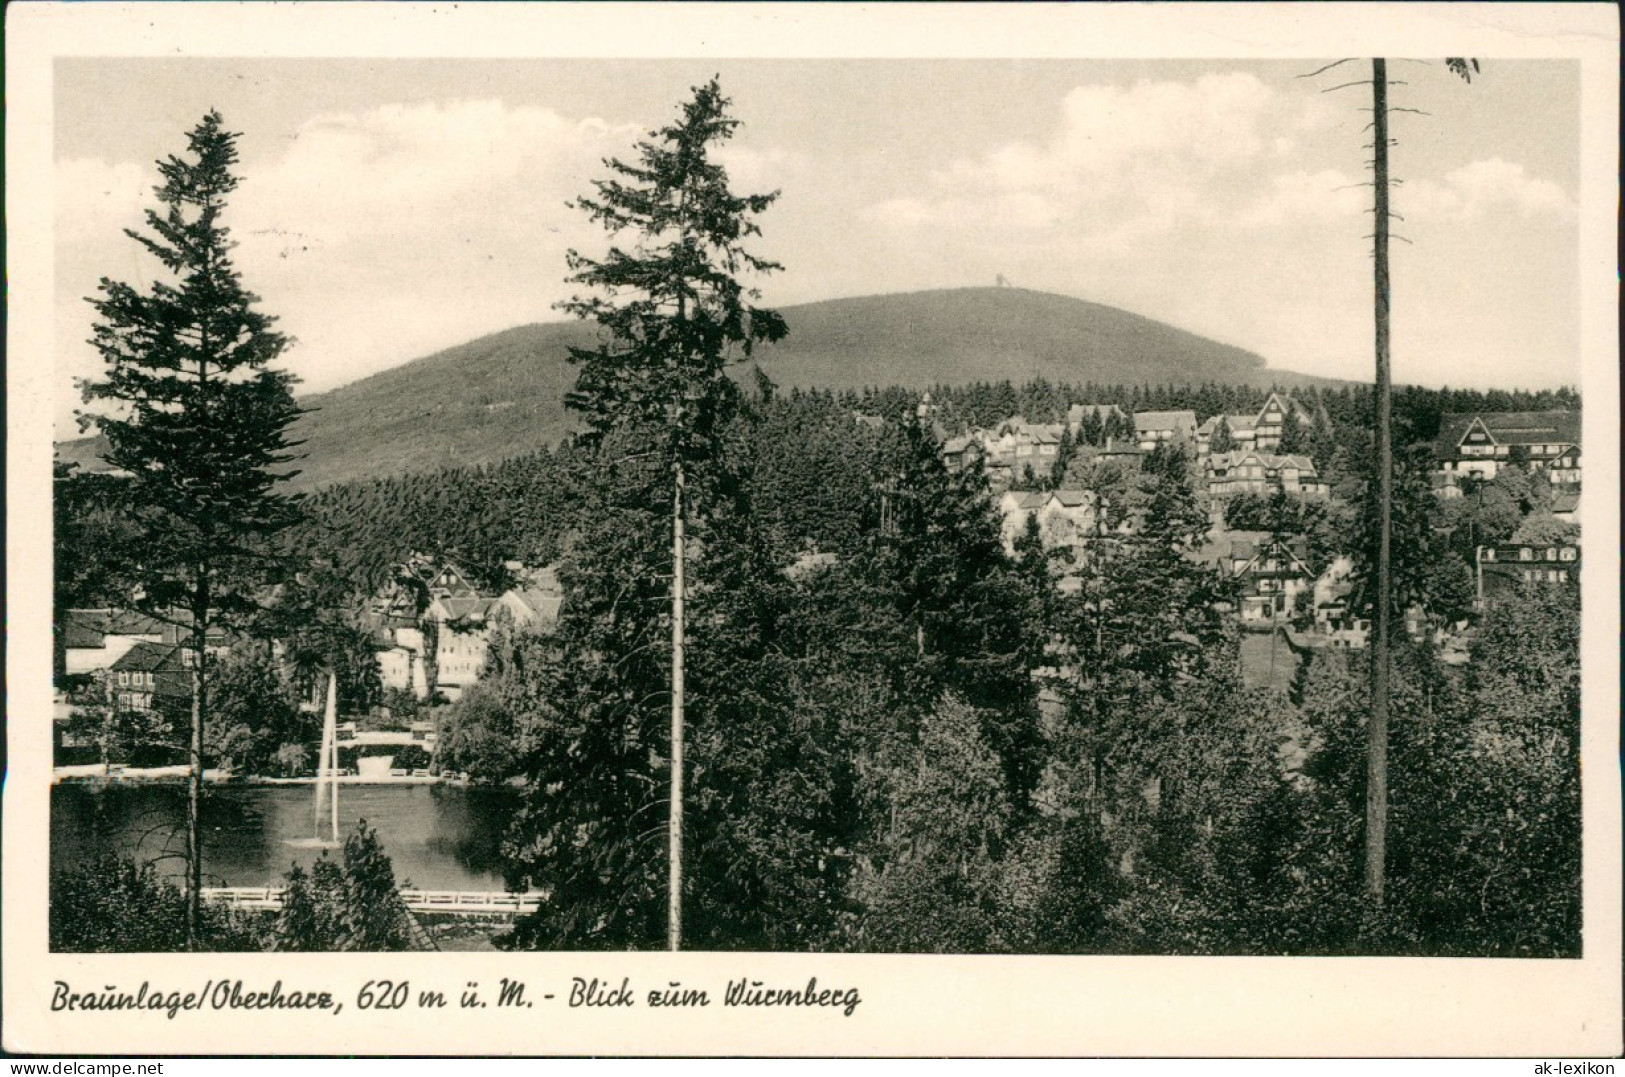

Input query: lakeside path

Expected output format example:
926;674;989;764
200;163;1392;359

52;765;458;787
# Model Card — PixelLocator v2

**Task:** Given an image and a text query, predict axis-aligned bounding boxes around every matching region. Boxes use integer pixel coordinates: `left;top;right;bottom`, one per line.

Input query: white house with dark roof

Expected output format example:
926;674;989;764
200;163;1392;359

960;417;1066;486
371;556;492;701
997;488;1120;554
61;609;166;676
1195;392;1315;456
107;640;190;713
1433;410;1580;482
1546;444;1581;486
1224;536;1316;624
1133;410;1198;452
374;558;569;702
1204;450;1328;499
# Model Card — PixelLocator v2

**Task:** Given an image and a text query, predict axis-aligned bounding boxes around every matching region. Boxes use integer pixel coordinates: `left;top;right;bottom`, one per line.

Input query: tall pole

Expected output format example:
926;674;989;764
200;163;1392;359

668;460;686;951
185;585;209;951
1366;57;1393;910
327;671;340;842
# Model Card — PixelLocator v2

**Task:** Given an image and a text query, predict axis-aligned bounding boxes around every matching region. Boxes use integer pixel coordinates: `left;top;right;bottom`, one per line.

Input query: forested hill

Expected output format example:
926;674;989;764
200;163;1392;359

57;287;1328;490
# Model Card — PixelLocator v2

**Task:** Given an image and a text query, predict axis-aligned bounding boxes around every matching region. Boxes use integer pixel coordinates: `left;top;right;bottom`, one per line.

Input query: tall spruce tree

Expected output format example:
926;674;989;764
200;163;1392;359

559;78;787;950
866;417;1045;806
80;111;303;949
499;443;678;949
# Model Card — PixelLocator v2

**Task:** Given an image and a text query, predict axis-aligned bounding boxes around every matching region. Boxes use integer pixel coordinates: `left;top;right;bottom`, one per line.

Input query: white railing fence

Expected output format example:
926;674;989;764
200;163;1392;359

202;886;544;915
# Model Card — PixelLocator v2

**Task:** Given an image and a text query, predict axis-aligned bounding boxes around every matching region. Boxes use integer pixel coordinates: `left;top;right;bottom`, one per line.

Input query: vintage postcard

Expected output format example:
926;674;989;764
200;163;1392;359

5;1;1620;1058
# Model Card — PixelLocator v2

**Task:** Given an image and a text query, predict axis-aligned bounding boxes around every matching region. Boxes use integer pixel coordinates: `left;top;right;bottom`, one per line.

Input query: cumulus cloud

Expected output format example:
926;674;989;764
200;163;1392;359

56;100;670;419
860;72;1341;244
236;101;635;248
1403;158;1576;222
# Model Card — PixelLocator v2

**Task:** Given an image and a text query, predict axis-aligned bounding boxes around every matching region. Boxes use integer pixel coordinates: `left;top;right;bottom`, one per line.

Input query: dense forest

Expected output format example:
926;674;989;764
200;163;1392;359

54;372;1583;958
252;377;1579;607
286;376;1579;955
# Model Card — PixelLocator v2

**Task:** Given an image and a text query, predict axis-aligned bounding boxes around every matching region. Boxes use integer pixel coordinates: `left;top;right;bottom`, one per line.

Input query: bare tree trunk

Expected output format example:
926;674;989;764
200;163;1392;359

668;461;686;952
185;581;209;951
1366;57;1393;911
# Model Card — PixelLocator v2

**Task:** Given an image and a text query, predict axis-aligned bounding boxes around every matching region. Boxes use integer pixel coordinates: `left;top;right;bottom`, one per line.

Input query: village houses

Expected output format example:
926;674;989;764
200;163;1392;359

1475;541;1580;602
59;608;233;709
1432;410;1580;485
1065;402;1128;437
370;556;564;703
1133;409;1198;452
1203;532;1316;625
1194;392;1315;456
976;417;1066;484
997;488;1112;554
1204;450;1329;499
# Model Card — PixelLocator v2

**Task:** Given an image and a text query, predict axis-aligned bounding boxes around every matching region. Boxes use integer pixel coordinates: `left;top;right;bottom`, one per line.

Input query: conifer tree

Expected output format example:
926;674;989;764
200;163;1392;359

500;445;677;949
558;78;787;950
80;111;303;949
1277;410;1312;455
866;417;1044;805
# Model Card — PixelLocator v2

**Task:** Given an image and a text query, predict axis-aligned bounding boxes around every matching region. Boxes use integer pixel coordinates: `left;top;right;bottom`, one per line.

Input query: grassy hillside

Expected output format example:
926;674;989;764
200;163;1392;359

58;287;1335;490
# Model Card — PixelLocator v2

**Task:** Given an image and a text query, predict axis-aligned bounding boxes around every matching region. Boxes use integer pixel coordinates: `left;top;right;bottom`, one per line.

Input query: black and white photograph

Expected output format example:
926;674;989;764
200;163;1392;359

6;1;1620;1058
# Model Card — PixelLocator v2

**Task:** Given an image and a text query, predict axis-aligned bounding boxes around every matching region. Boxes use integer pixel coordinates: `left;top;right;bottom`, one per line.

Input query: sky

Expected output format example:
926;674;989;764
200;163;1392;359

53;57;1581;433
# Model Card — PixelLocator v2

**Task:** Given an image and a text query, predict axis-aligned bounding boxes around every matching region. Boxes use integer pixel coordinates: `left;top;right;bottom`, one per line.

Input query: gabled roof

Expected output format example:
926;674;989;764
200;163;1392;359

1254;391;1312;424
1550;489;1581;515
499;588;565;626
62;608;217;648
1198;412;1258;435
1232;536;1312;576
1134;410;1197;430
1208;450;1318;475
62;613;108;650
992;418;1065;441
431;596;491;623
429;564;484;599
1208;450;1264;469
1046;489;1096;509
1435;410;1580;452
1002;491;1049;512
106;609;168;636
1066;403;1125;424
1194;529;1268;566
110;641;185;674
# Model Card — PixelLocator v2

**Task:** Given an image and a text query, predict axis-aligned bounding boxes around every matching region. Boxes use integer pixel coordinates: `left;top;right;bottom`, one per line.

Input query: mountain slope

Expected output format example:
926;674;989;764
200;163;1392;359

747;287;1274;389
59;287;1335;490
